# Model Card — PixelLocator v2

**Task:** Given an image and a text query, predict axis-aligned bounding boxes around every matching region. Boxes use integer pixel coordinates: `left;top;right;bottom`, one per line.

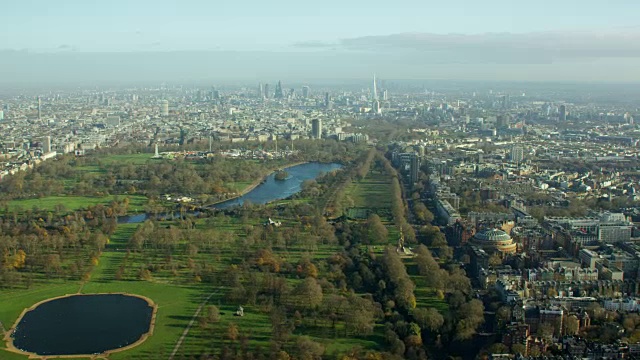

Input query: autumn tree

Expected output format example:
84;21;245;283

412;307;444;333
295;336;325;360
293;277;323;311
366;214;388;244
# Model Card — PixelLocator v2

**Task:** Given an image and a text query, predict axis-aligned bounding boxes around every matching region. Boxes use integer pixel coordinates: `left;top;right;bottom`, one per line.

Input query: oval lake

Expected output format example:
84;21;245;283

11;294;153;356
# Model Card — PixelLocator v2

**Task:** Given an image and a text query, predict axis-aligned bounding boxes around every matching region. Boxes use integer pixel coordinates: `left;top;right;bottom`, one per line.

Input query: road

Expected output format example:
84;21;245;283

168;291;216;360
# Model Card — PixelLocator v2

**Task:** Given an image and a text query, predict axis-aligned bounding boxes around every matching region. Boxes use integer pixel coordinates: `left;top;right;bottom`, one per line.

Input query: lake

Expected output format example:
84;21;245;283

212;162;343;209
118;162;342;223
11;294;154;356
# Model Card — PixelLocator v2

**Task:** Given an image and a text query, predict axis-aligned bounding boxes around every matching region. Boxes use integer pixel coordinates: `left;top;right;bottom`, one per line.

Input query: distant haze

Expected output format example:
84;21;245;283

2;47;640;85
2;0;640;83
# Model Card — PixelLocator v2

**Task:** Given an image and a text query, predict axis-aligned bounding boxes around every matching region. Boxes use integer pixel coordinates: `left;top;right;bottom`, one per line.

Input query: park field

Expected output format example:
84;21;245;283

4;194;148;213
344;170;393;210
100;153;157;165
341;158;395;223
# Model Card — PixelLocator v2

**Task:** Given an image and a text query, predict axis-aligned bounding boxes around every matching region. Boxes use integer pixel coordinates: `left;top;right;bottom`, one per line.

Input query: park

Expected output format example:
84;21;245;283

0;142;454;359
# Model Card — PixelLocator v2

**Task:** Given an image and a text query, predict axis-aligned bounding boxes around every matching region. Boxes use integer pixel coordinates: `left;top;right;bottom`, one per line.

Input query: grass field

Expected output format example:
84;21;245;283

100;153;156;165
5;195;148;213
226;181;254;193
344;170;393;211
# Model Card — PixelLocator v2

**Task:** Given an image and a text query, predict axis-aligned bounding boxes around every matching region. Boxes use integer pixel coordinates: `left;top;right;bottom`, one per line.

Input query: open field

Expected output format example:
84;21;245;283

343;163;394;222
344;170;393;210
99;153;156;165
4;195;148;213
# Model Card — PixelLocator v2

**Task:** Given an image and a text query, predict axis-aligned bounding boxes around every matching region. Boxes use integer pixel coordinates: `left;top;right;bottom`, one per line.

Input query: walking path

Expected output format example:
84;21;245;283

168;291;216;360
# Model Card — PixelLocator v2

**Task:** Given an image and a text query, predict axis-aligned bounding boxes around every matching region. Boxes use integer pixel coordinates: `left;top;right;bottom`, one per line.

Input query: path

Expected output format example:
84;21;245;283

168;291;216;360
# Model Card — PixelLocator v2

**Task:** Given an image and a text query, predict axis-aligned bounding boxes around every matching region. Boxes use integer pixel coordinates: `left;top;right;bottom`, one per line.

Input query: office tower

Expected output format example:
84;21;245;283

511;146;524;164
44;136;51;153
382;89;388;101
324;92;331;108
264;84;270;99
0;110;4;121
311;119;322;139
258;83;264;98
559;105;567;122
497;115;509;128
500;94;510;109
410;153;420;184
302;86;310;98
275;80;284;99
37;96;42;119
372;74;378;101
161;100;169;116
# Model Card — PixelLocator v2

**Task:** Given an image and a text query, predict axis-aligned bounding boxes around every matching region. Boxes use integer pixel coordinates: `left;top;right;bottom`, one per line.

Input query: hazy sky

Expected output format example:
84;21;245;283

2;0;640;82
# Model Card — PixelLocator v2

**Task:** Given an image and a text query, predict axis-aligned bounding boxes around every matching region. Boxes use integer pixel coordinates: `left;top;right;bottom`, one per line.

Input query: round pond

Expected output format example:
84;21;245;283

10;294;154;356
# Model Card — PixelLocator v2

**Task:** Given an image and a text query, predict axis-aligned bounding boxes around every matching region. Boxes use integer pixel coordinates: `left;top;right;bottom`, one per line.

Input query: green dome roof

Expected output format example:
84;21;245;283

474;229;511;242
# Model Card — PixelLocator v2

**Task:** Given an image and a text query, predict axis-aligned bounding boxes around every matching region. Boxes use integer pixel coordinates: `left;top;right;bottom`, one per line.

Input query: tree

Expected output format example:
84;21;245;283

413;307;444;332
455;299;485;340
206;305;220;324
295;336;325;360
564;314;580;336
487;343;509;354
227;322;239;341
293;277;323;310
511;343;526;355
344;296;378;335
366;214;388;244
488;253;502;268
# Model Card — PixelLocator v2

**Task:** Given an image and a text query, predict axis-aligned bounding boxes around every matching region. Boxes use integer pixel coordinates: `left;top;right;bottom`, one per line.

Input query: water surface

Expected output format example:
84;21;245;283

12;294;153;356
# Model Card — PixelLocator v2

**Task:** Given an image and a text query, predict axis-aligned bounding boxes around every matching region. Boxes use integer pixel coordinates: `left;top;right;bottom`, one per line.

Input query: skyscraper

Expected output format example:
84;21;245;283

302;86;310;98
324;92;331;108
258;83;264;98
264;84;270;99
410;153;420;184
311;119;322;139
44;136;51;153
511;146;524;164
559;105;567;122
37;96;42;119
274;81;284;99
372;75;381;113
161;100;169;116
372;74;378;101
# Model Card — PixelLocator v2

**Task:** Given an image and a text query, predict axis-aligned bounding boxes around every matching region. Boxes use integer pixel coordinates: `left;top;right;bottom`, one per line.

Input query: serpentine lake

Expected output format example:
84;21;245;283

212;162;343;209
119;162;342;223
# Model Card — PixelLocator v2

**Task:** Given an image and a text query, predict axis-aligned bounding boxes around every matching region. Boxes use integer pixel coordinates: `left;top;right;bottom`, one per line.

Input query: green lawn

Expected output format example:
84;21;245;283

5;195;148;213
344;170;393;210
343;165;394;222
100;153;156;165
226;181;254;193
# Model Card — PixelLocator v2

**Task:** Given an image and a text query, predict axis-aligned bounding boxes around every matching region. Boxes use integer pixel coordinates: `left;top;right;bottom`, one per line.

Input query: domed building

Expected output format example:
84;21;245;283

469;228;517;255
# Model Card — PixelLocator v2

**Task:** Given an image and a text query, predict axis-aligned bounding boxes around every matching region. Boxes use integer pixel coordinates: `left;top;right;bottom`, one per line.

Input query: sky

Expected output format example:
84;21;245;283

2;0;640;83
